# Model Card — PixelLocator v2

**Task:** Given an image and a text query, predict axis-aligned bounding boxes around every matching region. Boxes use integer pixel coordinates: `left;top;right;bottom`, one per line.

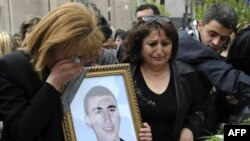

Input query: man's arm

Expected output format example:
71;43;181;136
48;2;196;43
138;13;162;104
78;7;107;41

177;29;250;97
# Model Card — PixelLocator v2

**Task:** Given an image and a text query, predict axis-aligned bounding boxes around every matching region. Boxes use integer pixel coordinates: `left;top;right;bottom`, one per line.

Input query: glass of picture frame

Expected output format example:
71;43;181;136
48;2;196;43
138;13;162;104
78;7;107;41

62;64;142;141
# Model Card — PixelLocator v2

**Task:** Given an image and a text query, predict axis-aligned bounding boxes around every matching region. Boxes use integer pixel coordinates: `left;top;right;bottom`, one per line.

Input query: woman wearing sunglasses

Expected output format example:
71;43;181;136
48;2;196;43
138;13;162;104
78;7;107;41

123;16;207;141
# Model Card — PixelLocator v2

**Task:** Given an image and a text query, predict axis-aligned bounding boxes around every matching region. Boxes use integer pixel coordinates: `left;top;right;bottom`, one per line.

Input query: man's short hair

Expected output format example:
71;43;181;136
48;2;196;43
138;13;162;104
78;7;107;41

136;3;160;15
202;3;237;33
84;86;116;115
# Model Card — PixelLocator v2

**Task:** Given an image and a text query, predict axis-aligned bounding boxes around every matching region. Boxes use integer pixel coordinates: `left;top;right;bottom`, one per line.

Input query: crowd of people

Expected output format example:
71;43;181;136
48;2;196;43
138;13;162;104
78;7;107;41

0;1;249;141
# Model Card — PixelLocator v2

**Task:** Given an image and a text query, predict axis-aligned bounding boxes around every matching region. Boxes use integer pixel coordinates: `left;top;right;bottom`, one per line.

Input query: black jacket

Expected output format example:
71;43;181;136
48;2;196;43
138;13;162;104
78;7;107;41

177;29;250;97
0;51;64;141
131;61;206;140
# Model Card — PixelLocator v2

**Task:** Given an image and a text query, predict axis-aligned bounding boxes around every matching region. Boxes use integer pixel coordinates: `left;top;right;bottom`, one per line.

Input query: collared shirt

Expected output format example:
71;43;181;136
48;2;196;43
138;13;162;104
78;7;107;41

185;20;201;42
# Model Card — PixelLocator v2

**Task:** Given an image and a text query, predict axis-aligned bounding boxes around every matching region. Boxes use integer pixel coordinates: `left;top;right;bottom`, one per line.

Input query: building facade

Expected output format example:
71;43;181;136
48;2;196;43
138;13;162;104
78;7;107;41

0;0;190;34
0;0;71;34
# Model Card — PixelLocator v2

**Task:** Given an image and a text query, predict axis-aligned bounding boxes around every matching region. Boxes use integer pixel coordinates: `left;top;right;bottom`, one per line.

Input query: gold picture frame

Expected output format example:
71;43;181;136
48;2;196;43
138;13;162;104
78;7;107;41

62;64;142;141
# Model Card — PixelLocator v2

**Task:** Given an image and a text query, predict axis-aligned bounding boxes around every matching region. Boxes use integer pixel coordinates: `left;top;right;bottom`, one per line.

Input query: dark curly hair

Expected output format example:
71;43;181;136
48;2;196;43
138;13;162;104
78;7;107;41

123;19;178;65
227;25;250;75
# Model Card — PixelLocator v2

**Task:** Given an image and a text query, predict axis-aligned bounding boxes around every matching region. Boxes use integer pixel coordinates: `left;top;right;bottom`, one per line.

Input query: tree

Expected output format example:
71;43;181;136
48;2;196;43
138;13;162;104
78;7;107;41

194;0;250;30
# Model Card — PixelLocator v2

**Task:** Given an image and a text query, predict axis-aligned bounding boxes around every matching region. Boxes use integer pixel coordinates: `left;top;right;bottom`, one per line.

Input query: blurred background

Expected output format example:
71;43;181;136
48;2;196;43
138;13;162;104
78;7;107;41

0;0;249;35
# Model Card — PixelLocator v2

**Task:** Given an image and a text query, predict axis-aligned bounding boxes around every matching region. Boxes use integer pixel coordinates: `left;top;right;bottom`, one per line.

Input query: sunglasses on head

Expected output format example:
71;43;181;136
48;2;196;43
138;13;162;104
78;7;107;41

140;16;171;23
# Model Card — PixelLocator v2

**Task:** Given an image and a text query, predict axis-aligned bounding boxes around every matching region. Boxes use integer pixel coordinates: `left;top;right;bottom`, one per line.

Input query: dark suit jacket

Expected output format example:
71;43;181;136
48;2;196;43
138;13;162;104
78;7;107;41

0;51;64;141
176;29;250;133
177;29;250;97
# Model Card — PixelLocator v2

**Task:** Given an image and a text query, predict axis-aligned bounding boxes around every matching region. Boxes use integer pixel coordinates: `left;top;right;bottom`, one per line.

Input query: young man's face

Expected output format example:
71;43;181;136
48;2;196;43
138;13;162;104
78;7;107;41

136;8;154;23
85;95;120;141
198;20;233;52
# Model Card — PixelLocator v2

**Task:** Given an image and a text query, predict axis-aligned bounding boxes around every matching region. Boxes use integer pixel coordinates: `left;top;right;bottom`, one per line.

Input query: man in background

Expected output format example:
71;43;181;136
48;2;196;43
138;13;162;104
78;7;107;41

177;3;250;134
135;3;160;23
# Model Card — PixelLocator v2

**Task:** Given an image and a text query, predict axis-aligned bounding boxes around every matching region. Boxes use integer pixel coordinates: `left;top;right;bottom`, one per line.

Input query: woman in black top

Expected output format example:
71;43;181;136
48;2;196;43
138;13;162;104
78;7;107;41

123;16;207;141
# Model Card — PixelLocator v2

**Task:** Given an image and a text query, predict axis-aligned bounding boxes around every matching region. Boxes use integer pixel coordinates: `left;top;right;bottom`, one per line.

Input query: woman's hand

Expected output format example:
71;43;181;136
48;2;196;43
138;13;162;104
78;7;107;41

46;57;83;92
179;128;193;141
139;122;152;141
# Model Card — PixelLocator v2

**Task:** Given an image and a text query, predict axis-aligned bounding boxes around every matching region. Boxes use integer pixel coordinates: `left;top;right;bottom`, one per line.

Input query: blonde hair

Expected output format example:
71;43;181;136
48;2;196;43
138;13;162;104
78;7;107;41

19;2;104;80
0;31;17;57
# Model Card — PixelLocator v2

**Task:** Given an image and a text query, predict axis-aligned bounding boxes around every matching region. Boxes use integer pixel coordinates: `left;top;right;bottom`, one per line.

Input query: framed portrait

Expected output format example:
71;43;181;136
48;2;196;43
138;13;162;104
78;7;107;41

62;64;142;141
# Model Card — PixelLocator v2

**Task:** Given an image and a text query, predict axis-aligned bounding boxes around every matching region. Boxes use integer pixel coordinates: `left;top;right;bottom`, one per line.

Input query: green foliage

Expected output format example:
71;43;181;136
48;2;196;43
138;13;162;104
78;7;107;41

194;0;250;30
204;117;250;141
144;0;171;16
206;135;224;141
242;117;250;124
131;0;138;16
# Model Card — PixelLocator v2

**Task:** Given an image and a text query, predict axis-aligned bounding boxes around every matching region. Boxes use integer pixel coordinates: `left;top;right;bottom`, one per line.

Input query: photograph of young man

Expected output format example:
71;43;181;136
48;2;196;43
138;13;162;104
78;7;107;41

84;86;124;141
